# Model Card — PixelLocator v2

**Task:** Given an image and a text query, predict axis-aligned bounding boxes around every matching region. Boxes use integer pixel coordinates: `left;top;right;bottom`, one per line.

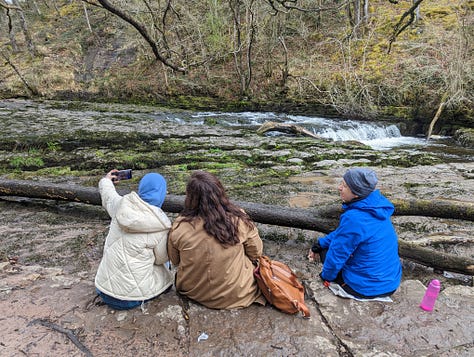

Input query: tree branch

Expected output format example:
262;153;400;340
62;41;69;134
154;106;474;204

89;0;186;73
0;1;21;11
387;0;425;53
29;319;93;357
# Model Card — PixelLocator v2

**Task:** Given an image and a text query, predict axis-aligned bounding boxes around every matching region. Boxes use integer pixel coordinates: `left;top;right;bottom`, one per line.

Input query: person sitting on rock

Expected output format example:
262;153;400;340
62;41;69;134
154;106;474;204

95;170;173;310
308;168;402;300
167;170;265;309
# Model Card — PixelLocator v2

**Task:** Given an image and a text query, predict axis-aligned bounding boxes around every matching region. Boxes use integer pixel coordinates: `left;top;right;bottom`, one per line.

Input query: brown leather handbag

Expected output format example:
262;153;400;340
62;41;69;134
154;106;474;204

254;255;310;318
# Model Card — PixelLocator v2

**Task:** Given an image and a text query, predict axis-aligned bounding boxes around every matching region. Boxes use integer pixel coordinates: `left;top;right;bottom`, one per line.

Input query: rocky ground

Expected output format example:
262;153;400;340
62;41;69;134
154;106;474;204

0;100;473;356
1;162;473;357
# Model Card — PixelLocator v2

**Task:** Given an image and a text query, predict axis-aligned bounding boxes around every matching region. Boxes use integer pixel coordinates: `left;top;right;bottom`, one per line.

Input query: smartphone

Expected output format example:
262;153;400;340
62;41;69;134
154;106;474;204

114;169;132;181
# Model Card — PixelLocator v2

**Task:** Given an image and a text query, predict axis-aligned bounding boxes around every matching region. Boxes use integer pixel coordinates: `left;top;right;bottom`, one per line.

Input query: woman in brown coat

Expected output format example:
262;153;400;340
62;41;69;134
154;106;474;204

167;171;265;309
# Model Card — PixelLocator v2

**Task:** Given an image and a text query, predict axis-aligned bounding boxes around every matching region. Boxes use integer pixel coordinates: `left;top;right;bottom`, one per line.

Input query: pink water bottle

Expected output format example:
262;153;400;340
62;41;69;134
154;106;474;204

419;279;441;311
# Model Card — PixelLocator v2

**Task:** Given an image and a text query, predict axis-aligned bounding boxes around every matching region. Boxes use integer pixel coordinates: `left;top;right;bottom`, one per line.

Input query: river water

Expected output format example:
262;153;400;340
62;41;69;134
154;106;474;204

190;111;428;150
1;99;471;160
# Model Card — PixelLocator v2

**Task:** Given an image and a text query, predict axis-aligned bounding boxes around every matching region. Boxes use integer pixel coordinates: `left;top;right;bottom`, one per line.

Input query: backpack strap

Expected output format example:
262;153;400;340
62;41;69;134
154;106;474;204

293;300;311;318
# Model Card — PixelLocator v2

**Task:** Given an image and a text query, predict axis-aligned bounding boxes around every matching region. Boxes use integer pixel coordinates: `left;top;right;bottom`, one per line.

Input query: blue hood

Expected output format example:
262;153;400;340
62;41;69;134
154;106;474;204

343;189;394;220
138;173;167;208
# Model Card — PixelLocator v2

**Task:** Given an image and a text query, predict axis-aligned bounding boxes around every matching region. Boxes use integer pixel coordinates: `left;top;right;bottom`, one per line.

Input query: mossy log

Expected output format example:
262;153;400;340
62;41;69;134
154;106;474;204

0;179;473;275
315;199;474;222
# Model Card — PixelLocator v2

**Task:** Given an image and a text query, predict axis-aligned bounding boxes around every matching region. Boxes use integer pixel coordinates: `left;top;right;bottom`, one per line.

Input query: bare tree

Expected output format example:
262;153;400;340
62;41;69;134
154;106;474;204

12;0;37;55
82;0;186;73
1;0;20;52
426;16;472;139
387;0;426;53
82;1;92;33
363;0;369;24
229;0;257;96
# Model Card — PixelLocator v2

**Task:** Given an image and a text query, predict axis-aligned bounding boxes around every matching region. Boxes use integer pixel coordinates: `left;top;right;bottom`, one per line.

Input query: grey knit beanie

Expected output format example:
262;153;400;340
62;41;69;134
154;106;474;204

343;168;378;198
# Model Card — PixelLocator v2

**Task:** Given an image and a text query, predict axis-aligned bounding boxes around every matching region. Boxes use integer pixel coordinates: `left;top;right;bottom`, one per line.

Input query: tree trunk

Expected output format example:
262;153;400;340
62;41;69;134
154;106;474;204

314;199;474;222
398;240;474;275
0;179;472;275
427;92;448;140
82;2;93;33
12;0;38;55
0;51;39;95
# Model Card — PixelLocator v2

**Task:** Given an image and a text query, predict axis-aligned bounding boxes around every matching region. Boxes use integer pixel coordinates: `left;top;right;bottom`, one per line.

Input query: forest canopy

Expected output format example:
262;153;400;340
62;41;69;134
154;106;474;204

0;0;473;127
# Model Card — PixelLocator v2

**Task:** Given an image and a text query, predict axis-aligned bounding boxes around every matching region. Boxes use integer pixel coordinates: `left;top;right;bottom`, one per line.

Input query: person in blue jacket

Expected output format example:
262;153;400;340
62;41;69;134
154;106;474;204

308;168;402;299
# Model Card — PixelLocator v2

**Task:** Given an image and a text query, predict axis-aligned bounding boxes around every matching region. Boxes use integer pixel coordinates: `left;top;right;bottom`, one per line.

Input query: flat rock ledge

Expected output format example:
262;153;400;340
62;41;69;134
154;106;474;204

1;261;473;357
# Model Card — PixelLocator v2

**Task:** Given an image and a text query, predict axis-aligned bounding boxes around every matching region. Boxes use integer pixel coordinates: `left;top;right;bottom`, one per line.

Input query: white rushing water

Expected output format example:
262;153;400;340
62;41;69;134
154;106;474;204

191;111;428;150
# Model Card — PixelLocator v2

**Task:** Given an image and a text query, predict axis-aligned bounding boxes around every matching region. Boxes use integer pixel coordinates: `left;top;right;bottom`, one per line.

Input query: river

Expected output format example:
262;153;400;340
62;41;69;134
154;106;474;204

1;98;471;158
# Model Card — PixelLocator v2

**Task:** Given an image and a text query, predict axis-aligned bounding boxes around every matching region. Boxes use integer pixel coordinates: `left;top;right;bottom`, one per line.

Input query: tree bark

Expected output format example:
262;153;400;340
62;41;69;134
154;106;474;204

0;179;472;275
0;179;472;222
388;0;426;53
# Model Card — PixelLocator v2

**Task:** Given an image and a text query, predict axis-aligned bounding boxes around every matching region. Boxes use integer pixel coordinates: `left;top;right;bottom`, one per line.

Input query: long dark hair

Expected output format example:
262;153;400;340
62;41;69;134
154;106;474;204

179;171;254;246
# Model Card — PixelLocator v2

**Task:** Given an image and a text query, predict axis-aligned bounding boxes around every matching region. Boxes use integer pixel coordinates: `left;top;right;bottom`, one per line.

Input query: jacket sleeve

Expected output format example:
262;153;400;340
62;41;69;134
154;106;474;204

153;231;170;265
318;229;337;249
167;226;180;266
320;213;364;282
242;222;263;261
98;178;122;218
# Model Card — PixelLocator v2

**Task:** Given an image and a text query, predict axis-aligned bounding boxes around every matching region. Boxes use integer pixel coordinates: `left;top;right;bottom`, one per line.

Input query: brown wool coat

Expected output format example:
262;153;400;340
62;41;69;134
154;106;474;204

167;216;265;309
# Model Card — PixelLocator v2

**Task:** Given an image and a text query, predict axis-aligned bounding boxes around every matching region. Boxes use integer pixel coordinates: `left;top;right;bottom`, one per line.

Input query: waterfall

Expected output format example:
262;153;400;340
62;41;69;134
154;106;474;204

191;112;426;150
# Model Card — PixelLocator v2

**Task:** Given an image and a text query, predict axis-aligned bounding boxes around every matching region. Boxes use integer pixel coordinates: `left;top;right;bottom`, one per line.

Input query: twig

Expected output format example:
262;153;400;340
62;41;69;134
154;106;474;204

28;318;93;357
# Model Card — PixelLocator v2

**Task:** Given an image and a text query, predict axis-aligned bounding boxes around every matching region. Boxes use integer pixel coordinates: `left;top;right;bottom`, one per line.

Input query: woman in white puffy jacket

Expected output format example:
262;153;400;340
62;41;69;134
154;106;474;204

95;170;174;310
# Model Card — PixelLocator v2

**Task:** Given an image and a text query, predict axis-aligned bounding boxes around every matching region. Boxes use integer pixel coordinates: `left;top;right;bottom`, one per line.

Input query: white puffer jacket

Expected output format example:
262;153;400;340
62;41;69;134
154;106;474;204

95;178;173;301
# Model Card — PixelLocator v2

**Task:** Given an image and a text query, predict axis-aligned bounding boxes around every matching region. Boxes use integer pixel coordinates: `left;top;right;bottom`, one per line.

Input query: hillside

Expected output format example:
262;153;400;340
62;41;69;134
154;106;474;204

0;0;473;133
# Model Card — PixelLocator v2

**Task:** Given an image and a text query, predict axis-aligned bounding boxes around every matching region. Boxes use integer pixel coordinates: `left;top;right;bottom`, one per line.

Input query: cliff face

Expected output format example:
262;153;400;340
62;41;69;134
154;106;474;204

0;1;473;131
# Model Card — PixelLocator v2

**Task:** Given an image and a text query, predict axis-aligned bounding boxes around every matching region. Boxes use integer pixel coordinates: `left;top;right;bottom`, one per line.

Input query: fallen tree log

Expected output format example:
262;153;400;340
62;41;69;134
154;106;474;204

0;179;339;232
1;179;471;222
390;198;474;222
256;121;324;139
398;241;474;276
304;200;474;222
0;179;473;275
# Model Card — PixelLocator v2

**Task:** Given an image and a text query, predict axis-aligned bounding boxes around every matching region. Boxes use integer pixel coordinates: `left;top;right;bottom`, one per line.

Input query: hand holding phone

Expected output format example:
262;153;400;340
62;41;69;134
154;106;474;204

111;169;132;182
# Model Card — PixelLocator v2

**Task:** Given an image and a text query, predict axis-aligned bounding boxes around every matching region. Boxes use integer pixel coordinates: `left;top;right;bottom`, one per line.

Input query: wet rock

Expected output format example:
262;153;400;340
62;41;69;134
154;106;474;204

308;279;474;356
454;128;474;148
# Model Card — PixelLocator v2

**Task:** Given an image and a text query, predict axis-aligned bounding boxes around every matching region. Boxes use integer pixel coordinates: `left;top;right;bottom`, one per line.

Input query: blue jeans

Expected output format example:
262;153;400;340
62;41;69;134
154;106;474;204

96;289;143;310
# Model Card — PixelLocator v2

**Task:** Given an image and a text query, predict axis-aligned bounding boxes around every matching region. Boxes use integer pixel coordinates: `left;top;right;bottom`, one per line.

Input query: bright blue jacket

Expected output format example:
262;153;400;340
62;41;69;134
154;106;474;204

319;190;402;297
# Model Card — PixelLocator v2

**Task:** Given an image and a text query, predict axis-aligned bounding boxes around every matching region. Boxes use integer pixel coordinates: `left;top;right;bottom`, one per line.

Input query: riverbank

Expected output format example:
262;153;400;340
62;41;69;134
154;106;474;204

0;99;472;238
1;1;472;136
0;99;473;355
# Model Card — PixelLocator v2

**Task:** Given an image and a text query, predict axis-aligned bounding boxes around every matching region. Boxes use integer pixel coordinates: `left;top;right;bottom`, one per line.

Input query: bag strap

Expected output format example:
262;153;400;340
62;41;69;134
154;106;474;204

293;300;311;318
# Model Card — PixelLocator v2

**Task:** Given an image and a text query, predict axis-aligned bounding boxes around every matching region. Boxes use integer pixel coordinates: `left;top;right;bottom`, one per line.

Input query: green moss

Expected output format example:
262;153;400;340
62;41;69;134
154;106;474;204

159;139;188;153
8;155;45;170
378;153;441;168
261;231;290;243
